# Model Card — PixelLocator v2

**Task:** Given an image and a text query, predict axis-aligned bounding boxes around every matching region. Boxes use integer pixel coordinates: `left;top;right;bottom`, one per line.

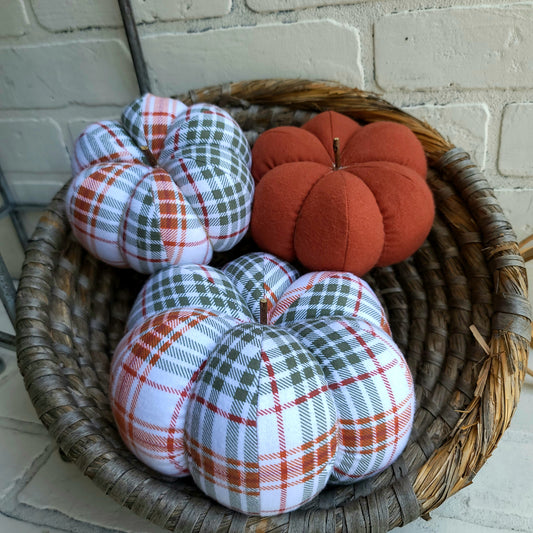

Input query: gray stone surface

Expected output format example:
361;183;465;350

18;453;165;532
0;428;49;500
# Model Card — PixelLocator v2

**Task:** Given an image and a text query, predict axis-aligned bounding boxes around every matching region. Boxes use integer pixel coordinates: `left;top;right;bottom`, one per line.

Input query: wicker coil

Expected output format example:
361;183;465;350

15;80;531;532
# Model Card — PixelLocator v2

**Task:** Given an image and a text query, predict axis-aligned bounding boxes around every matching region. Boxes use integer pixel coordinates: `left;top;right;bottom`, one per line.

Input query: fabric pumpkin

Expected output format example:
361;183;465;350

66;93;254;273
110;252;415;516
250;111;434;276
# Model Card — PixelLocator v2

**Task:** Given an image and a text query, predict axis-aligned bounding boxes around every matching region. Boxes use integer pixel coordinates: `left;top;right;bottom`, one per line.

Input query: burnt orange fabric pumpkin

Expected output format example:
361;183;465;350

250;111;434;276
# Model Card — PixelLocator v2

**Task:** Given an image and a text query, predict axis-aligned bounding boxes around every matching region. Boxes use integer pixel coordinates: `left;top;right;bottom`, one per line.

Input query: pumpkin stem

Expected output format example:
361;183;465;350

260;298;268;325
333;137;340;169
140;145;158;167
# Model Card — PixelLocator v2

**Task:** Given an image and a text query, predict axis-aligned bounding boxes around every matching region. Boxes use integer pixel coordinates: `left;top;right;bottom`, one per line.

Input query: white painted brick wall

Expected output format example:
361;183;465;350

31;0;123;31
31;0;232;31
406;104;489;169
133;0;232;23
247;0;361;12
0;40;138;109
375;4;533;90
0;0;29;37
0;119;70;173
0;0;532;278
143;21;362;96
498;103;533;177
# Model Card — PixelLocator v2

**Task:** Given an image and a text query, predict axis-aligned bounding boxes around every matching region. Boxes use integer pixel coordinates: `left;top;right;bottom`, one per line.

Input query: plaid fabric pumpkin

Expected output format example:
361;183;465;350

66;94;254;273
110;253;414;516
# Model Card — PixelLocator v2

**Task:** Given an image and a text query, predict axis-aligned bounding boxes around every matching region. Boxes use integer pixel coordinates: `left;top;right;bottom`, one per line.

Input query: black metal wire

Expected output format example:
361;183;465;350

0;164;28;247
0;331;15;352
117;0;151;95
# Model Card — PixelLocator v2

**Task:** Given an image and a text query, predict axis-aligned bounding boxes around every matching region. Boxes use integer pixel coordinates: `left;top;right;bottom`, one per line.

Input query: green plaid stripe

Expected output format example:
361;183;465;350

184;323;337;516
160;103;252;168
119;168;212;274
223;252;300;323
121;97;143;140
271;272;390;332
127;264;253;331
110;308;243;477
72;120;148;175
161;144;254;252
288;317;414;481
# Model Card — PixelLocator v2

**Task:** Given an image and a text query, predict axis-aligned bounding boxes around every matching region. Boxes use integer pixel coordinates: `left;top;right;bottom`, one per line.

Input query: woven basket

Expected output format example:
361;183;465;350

16;80;531;532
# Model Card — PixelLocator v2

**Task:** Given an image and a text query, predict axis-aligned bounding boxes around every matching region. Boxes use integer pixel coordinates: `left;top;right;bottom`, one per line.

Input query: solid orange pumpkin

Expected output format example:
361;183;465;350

250;111;435;276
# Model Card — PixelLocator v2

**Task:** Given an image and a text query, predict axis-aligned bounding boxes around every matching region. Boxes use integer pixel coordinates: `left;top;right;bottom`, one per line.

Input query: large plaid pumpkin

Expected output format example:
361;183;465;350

66;94;254;273
110;253;415;516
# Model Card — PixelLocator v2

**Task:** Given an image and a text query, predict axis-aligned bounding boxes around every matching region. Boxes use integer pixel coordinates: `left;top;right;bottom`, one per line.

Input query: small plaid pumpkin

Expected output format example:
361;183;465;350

110;252;415;516
66;94;254;273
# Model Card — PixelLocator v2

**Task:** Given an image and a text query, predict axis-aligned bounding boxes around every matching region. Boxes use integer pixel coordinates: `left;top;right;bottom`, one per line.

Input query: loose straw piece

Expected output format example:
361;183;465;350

469;324;490;356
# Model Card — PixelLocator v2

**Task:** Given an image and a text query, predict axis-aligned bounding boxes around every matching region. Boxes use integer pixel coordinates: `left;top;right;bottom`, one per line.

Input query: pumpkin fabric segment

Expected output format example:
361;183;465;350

250;111;434;276
110;252;415;516
66;93;254;274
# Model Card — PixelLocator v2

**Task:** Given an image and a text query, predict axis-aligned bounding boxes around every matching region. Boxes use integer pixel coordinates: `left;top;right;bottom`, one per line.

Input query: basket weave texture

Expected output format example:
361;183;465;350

16;80;531;532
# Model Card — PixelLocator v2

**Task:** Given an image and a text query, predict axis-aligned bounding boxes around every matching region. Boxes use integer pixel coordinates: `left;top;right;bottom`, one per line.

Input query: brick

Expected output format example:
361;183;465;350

143;21;362;96
375;5;533;90
7;173;70;204
31;0;122;31
406;104;488;168
0;0;29;37
19;452;166;532
494;189;533;243
0;40;138;109
0;427;49;499
0;118;70;173
31;0;231;31
247;0;360;11
498;103;533;177
133;0;231;22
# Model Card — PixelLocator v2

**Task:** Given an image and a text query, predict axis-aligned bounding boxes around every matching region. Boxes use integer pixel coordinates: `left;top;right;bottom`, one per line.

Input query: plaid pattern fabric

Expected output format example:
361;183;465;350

121;93;187;160
160;145;254;252
222;252;300;323
126;263;253;331
110;308;244;476
184;323;337;516
67;94;253;272
110;252;413;516
288;317;414;481
71;120;147;176
65;163;147;268
159;103;252;168
270;271;391;334
119;168;212;274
